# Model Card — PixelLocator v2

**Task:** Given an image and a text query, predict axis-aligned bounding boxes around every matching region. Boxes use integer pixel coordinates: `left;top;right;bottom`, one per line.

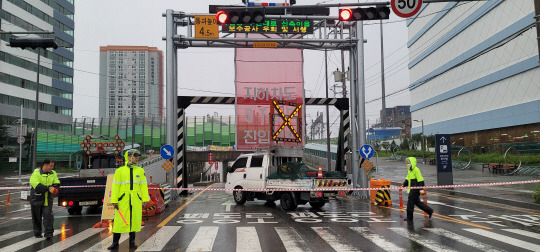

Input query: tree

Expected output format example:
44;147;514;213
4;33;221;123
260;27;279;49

411;133;422;151
0;118;16;157
400;137;410;151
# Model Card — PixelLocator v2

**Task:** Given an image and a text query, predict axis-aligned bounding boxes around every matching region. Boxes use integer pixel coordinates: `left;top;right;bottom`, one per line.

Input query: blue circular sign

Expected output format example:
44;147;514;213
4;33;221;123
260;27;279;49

160;145;174;159
359;144;374;159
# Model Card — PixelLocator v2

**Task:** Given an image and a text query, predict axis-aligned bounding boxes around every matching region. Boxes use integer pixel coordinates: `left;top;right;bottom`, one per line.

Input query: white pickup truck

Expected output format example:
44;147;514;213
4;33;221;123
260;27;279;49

225;146;350;210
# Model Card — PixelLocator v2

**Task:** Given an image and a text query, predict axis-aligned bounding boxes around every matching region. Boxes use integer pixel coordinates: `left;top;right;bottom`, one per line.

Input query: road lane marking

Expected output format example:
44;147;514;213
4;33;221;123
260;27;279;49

389;228;458;252
275;227;312;252
311;227;360;252
0;229;63;252
424;228;504;252
84;227;145;252
377;205;492;229
38;228;104;252
237;227;262;252
349;227;404;252
502;229;540;240
464;228;540;251
430;192;540;215
136;226;180;251
427;200;483;213
157;184;213;227
0;231;31;242
186;226;218;252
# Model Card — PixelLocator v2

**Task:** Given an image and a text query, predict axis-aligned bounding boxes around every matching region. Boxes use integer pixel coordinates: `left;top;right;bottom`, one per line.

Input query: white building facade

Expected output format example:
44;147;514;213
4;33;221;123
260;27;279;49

408;0;539;145
98;46;163;119
0;0;75;132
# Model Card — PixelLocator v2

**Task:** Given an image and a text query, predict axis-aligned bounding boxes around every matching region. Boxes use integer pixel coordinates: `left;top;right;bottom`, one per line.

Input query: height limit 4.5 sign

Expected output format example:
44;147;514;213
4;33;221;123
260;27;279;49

194;15;219;38
391;0;423;18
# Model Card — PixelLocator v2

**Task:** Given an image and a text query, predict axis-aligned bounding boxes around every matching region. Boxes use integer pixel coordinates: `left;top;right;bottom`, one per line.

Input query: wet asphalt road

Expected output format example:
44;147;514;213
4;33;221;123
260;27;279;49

0;181;539;252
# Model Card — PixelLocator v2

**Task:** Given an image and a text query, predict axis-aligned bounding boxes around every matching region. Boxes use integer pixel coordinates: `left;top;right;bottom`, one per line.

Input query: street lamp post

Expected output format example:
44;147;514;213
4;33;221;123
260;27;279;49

414;119;425;164
8;36;58;170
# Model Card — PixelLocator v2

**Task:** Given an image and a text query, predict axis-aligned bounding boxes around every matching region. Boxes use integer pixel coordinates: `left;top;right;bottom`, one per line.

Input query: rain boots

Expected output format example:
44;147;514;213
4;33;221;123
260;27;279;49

106;232;137;250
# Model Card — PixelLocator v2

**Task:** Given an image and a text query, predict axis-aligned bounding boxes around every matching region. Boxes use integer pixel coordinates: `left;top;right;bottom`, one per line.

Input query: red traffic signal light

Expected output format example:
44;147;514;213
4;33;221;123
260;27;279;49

339;8;353;21
216;11;228;24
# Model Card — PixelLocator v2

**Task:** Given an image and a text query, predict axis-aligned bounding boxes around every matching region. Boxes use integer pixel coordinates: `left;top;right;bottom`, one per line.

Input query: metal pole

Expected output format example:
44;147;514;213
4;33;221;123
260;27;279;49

32;48;41;170
132;95;136;150
19;104;23;183
422;119;425;164
340;22;347;98
165;9;178;189
380;20;387;129
356;21;368;198
349;23;360;192
325;49;331;171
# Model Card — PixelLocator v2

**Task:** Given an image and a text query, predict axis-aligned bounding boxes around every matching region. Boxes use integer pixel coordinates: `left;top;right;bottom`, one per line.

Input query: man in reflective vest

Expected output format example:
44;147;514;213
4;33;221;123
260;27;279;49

107;149;149;250
402;157;433;221
30;159;60;239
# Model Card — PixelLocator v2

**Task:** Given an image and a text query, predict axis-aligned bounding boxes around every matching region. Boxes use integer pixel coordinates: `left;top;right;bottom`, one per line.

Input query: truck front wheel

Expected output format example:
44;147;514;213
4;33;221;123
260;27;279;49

233;187;246;205
280;193;297;211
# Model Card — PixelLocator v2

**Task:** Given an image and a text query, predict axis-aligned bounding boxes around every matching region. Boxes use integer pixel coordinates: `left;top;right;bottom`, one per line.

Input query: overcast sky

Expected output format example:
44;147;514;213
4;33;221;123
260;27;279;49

73;0;411;137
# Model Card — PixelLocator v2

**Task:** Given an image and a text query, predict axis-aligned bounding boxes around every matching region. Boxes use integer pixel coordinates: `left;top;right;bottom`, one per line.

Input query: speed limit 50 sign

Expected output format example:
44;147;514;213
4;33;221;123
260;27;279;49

391;0;423;18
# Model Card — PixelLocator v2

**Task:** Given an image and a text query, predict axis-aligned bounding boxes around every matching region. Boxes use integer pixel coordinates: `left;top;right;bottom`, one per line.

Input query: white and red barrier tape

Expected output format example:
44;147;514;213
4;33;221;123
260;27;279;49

2;180;539;192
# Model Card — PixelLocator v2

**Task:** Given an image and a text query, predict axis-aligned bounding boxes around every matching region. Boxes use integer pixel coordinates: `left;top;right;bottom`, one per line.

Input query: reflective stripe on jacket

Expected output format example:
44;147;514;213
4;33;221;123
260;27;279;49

110;151;150;233
29;168;60;206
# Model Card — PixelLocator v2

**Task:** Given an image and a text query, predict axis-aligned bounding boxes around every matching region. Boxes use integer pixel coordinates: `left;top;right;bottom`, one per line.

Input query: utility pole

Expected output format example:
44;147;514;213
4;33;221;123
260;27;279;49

380;20;387;129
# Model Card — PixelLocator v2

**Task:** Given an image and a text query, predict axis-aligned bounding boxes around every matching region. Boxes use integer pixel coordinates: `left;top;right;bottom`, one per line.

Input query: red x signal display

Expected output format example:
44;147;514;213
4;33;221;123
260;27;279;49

80;135;125;155
271;100;302;143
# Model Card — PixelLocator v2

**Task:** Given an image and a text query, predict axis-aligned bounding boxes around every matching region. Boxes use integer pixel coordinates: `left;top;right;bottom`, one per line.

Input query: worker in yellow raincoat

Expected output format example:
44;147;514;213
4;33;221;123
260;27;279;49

402;157;433;221
107;149;149;250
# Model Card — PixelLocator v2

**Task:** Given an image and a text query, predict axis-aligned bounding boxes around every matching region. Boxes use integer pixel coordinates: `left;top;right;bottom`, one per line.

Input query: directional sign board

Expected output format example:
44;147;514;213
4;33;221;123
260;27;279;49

391;0;423;18
359;144;374;159
435;134;453;185
160;145;174;160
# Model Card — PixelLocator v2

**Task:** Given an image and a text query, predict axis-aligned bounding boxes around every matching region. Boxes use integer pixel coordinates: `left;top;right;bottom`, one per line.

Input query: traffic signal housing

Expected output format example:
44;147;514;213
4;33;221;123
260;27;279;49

338;6;390;21
9;37;58;50
216;8;265;25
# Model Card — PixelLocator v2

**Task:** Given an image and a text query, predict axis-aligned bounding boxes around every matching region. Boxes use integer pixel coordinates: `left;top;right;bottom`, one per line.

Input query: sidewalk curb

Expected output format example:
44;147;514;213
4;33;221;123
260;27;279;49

390;182;540;211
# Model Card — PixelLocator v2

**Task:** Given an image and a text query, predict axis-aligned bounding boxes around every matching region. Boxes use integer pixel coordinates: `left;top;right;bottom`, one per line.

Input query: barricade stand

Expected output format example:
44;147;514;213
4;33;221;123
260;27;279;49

370;179;392;206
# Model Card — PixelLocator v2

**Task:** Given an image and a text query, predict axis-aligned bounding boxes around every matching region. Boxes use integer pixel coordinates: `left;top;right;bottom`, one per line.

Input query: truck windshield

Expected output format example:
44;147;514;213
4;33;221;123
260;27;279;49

231;157;248;170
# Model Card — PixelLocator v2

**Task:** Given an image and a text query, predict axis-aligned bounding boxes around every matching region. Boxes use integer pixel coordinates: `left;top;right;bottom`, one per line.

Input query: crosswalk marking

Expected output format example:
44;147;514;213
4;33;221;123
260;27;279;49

136;226;180;252
502;229;540;240
0;231;31;242
350;227;404;252
312;227;360;252
464;229;540;251
186;226;218;252
39;228;104;252
424;228;504;252
0;229;63;252
84;227;146;252
389;228;458;252
275;227;312;252
237;227;261;252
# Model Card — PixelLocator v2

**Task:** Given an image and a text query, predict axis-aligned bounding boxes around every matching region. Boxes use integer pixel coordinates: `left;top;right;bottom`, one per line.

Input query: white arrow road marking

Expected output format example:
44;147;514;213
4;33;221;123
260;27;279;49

464;229;540;251
136;226;179;251
9;204;31;213
0;231;32;242
39;228;104;252
0;229;64;252
237;227;262;252
221;200;236;212
186;226;218;252
275;227;312;252
502;229;540;240
350;227;404;252
312;227;360;252
84;227;145;252
389;228;458;252
424;228;504;252
428;200;482;213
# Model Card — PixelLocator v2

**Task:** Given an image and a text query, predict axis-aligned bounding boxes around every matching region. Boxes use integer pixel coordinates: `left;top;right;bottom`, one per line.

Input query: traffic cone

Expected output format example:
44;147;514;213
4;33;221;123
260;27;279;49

317;165;323;178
